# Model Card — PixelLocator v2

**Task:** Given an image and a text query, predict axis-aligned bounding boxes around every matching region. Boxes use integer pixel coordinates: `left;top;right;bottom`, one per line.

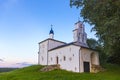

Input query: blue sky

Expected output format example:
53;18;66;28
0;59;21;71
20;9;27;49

0;0;96;67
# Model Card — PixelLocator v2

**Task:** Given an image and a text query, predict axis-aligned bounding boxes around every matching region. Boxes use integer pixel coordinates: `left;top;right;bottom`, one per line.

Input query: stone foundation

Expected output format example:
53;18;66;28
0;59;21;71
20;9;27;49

91;64;105;73
40;64;60;72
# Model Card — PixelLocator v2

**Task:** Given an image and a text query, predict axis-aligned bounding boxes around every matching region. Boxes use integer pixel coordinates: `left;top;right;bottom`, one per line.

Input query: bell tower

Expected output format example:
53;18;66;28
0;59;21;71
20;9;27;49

73;21;87;47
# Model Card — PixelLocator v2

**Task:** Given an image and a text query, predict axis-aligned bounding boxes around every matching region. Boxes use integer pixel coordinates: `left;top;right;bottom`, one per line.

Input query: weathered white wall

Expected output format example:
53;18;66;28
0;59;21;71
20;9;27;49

38;39;66;65
48;45;80;72
80;48;99;72
38;39;100;73
73;29;78;42
48;39;65;50
38;40;48;65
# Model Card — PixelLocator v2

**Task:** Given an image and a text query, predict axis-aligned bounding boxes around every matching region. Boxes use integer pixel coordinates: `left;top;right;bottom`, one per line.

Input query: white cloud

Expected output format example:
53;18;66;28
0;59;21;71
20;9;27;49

0;59;4;62
11;62;33;68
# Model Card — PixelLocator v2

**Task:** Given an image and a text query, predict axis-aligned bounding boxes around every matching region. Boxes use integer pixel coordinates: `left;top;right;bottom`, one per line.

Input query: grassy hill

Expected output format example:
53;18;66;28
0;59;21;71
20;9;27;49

0;68;18;73
0;64;120;80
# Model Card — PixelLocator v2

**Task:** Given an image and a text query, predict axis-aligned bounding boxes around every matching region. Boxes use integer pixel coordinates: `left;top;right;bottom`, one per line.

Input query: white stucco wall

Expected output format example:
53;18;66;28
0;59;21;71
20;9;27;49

38;40;48;65
80;48;99;72
73;29;78;42
48;45;80;72
38;39;99;73
38;39;66;65
48;39;65;50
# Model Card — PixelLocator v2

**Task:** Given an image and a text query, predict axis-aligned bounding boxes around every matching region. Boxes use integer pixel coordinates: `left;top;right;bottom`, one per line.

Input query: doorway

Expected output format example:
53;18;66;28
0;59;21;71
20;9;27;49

83;62;90;72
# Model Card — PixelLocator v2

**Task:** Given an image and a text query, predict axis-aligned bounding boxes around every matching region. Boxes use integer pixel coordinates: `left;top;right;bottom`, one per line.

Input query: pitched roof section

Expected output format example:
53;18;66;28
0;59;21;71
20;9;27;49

48;42;97;51
48;42;79;51
38;38;67;44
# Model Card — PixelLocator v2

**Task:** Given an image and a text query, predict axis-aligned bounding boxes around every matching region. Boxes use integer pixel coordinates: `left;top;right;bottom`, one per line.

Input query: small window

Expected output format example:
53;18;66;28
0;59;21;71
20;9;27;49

51;57;53;61
73;54;74;57
69;57;72;61
42;56;44;61
75;67;77;71
63;56;66;61
69;48;71;52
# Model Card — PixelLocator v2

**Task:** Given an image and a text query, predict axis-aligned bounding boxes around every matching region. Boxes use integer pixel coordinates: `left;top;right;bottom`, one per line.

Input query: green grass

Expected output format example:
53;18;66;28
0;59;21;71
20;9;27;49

0;64;120;80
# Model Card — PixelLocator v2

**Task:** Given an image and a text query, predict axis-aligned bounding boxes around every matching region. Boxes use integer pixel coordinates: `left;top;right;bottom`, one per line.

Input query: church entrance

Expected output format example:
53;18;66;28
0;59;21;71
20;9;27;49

56;56;59;64
83;62;90;72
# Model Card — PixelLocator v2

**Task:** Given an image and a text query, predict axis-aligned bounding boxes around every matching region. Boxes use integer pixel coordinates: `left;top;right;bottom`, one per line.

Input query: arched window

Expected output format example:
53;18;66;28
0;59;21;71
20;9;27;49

75;67;77;71
63;56;66;61
51;57;53;61
73;54;74;57
69;47;71;52
69;57;72;61
42;56;44;61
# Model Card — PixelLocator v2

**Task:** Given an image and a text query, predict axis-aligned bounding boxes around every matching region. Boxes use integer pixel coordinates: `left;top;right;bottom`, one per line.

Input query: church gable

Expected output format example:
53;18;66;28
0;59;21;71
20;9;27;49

48;42;80;51
38;38;66;44
48;39;66;50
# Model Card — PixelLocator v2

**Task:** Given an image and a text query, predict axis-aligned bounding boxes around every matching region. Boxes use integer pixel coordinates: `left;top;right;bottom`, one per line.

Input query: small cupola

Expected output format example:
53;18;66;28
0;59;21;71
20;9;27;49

49;27;54;35
49;26;54;39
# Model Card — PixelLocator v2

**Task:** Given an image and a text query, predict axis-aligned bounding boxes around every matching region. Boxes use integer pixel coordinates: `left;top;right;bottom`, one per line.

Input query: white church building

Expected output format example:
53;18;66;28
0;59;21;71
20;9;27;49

38;21;100;73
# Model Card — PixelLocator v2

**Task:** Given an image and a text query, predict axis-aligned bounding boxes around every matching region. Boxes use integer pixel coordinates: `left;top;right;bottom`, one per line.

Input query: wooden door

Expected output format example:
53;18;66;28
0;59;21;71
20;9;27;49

84;62;90;72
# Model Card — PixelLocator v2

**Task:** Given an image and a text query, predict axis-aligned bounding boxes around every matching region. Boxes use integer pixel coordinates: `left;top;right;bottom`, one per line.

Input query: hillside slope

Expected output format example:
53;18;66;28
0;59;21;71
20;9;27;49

0;64;120;80
0;68;18;72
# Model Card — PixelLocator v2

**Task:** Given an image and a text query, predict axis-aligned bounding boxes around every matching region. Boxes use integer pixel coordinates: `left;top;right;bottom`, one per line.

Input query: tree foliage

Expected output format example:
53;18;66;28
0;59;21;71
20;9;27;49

87;38;107;65
70;0;120;64
87;38;99;49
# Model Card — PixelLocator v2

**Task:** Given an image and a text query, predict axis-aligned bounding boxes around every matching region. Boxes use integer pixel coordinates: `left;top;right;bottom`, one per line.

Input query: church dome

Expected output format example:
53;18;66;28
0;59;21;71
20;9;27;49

49;28;54;34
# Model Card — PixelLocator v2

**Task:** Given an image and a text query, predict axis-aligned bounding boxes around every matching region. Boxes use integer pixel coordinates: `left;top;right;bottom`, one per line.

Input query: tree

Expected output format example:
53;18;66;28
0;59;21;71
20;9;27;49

87;38;99;49
87;38;107;65
70;0;120;64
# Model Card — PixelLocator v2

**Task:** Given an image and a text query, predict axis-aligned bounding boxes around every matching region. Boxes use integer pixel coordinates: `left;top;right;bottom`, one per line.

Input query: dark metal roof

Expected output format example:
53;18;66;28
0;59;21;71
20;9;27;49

38;38;66;44
48;42;78;51
75;20;82;24
48;42;98;52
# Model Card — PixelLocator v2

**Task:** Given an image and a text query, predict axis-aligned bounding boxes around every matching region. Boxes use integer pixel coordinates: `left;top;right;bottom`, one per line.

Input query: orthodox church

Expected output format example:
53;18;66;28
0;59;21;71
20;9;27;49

38;21;100;73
